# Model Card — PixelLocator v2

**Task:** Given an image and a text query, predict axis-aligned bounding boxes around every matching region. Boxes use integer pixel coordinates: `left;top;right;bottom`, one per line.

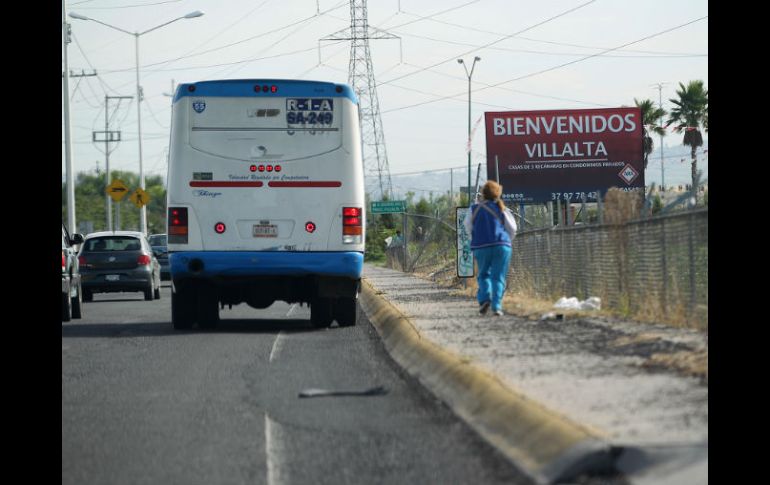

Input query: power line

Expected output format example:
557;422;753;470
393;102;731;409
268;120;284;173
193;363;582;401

75;0;184;9
382;15;708;114
378;0;597;87
392;29;707;58
137;0;275;78
123;0;349;72
398;10;707;57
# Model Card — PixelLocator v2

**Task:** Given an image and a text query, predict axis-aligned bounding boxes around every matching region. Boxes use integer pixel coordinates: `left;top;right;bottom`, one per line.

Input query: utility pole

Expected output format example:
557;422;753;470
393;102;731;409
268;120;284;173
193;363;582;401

458;57;481;206
62;62;97;233
651;82;668;191
95;95;132;231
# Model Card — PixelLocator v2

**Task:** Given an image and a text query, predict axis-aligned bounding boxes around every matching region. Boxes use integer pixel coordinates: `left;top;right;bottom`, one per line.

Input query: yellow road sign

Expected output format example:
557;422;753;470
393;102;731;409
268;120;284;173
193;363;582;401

107;179;130;202
129;188;150;208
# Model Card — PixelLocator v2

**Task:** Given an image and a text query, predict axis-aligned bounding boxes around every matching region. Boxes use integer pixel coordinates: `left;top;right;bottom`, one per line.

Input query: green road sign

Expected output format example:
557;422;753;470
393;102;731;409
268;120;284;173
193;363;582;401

371;200;406;214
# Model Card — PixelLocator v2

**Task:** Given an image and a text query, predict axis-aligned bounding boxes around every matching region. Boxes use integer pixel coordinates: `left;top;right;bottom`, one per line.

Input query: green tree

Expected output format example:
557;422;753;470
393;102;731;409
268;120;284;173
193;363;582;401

62;170;166;234
667;80;708;197
634;98;666;170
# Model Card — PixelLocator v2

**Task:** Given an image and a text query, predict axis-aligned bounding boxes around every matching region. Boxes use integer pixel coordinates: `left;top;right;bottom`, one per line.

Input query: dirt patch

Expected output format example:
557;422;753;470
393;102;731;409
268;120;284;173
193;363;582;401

643;350;708;381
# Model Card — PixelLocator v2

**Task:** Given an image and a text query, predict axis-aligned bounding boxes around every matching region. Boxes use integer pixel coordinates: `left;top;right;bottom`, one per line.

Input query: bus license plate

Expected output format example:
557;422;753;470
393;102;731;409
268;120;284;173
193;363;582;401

253;224;277;237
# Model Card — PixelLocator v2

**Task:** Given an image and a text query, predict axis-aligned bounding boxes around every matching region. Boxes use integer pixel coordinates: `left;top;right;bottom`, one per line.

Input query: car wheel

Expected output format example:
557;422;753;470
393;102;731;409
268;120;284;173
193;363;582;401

144;283;154;301
171;283;194;330
334;297;357;327
154;286;161;299
61;291;72;322
83;289;93;302
71;281;83;319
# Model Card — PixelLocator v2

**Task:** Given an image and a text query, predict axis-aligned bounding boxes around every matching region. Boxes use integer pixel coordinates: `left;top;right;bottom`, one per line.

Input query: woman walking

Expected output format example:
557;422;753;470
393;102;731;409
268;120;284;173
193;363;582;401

463;181;517;316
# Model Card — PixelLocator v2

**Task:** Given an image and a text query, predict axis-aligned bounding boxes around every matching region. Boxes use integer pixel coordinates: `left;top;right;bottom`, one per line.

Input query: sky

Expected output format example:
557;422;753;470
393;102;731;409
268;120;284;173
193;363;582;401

62;0;708;197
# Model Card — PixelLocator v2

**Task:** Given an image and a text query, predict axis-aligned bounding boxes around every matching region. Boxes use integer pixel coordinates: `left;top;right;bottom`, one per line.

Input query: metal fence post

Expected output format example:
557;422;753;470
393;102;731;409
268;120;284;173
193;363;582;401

403;211;408;271
660;216;668;315
547;201;554;227
597;189;603;224
688;209;696;317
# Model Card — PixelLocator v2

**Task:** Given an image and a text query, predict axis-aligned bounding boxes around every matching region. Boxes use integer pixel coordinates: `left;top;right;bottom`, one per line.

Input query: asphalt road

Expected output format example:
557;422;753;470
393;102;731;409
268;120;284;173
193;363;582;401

62;285;535;485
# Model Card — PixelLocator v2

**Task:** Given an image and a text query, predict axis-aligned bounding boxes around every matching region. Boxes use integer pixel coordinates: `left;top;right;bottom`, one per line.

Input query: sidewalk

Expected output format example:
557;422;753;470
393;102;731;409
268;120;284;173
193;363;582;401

360;264;708;485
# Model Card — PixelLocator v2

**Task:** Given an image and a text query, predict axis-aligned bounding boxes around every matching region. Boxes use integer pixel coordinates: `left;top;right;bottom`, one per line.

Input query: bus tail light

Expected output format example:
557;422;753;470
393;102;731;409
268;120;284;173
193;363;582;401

168;207;189;244
342;207;362;243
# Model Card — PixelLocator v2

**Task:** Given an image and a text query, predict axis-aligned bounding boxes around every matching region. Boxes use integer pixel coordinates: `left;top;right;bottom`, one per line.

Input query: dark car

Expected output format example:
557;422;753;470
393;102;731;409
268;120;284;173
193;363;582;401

148;233;169;280
62;223;84;322
78;231;162;301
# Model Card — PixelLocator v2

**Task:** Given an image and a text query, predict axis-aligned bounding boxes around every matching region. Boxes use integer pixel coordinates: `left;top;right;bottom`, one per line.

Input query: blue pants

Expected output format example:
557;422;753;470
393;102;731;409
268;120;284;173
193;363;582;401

473;245;512;312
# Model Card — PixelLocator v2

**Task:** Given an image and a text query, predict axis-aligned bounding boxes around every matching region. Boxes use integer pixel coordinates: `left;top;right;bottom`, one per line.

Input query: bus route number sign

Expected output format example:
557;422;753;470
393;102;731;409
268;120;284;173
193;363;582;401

286;98;333;125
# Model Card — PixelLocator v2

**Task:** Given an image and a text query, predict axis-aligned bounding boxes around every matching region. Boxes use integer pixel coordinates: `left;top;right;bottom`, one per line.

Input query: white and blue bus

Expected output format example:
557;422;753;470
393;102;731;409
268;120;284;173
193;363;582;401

166;79;365;329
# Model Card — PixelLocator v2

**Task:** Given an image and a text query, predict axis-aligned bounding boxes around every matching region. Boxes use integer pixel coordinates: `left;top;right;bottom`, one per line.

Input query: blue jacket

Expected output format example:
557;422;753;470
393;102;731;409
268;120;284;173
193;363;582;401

469;201;512;249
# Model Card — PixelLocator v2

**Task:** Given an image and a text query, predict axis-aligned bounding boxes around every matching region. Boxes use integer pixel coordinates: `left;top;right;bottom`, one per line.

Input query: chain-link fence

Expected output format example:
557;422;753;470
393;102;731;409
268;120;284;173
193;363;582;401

381;207;707;328
508;208;707;327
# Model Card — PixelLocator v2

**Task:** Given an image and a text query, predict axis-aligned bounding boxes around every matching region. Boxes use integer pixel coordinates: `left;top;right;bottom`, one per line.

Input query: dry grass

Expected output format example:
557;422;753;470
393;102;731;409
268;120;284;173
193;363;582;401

409;250;707;330
643;350;708;380
603;187;644;224
411;261;708;379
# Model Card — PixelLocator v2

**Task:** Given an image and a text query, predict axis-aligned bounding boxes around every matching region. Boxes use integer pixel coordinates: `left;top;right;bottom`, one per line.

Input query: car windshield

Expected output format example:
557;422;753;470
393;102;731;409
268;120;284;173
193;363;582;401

84;237;142;252
148;235;167;246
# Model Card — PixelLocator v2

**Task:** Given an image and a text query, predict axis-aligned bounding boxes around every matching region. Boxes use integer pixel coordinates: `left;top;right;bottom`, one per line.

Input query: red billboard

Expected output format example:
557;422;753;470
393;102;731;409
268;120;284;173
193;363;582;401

484;107;644;204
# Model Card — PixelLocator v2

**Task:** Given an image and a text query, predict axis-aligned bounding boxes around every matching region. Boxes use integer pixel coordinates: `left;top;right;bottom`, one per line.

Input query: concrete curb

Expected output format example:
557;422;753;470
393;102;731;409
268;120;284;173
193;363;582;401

360;278;616;484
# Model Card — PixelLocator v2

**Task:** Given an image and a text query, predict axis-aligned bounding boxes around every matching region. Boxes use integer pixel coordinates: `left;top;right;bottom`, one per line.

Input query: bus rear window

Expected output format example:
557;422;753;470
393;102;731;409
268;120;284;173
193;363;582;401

188;97;342;161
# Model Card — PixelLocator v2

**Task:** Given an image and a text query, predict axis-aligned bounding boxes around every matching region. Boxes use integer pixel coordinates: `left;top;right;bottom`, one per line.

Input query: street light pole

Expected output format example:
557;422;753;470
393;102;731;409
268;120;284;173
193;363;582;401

63;0;76;233
69;10;204;234
651;82;668;191
458;56;480;206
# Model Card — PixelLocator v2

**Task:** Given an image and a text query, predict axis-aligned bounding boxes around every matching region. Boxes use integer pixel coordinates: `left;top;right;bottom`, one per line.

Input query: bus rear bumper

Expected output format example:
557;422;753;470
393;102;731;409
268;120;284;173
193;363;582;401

169;251;363;280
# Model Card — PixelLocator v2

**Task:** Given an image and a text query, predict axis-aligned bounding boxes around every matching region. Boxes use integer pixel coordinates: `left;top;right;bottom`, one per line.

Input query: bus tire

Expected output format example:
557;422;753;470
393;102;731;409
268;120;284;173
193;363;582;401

311;298;333;328
335;297;356;327
172;285;195;330
197;283;219;329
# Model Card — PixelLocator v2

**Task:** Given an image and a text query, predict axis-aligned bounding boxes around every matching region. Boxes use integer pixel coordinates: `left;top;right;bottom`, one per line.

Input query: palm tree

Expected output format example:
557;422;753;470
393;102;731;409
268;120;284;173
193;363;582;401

666;80;708;197
634;98;666;171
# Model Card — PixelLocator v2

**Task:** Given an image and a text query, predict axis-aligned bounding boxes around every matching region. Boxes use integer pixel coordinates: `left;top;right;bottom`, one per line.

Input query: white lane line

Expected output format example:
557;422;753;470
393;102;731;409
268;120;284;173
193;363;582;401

265;413;288;485
269;332;285;364
285;303;298;317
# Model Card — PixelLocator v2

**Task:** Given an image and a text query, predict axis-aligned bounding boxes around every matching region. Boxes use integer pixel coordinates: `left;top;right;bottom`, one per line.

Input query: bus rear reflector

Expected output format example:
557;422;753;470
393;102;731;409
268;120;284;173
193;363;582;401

168;207;189;244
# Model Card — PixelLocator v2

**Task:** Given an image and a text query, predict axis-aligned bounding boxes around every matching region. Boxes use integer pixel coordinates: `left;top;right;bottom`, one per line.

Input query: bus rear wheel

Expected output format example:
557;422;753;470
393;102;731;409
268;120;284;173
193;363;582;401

197;283;219;329
335;297;357;327
311;298;333;328
172;284;195;330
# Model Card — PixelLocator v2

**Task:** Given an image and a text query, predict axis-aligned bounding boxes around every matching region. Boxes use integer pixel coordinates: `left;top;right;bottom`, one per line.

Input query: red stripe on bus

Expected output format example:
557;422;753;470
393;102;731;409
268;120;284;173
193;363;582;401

189;181;264;187
267;181;342;188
